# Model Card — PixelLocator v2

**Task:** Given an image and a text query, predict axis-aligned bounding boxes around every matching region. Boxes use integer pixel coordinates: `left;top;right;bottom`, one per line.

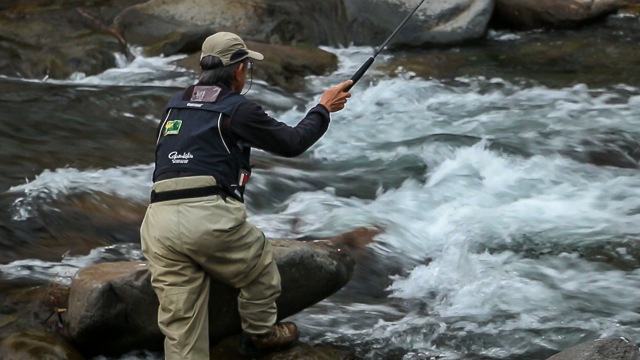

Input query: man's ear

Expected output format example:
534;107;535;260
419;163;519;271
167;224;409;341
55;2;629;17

230;62;246;92
236;62;245;75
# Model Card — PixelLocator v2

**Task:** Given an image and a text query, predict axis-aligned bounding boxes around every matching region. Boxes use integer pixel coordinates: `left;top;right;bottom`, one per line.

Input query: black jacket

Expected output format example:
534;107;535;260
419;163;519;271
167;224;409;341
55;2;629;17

153;84;330;201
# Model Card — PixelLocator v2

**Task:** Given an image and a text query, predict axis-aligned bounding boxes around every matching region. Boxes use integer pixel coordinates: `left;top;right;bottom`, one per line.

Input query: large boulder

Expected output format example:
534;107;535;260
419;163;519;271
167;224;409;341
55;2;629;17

114;0;494;52
493;0;636;29
344;0;495;46
546;337;640;360
113;0;348;51
66;239;355;356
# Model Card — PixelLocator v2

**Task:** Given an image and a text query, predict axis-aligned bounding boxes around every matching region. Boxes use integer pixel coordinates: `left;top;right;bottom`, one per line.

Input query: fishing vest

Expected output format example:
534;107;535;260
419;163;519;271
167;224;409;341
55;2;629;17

153;85;251;202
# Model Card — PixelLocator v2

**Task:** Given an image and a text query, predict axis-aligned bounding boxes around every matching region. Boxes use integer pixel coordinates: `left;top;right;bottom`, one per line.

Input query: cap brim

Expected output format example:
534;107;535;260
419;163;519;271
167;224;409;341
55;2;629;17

247;49;264;61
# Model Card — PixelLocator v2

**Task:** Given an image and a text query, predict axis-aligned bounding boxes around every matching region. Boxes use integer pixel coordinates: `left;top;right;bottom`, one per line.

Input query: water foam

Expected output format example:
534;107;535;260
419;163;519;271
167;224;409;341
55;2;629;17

9;165;153;220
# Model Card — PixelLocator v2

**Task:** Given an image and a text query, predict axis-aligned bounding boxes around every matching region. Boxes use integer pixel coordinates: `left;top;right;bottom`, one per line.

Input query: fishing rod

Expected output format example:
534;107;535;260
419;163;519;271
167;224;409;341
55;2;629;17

345;0;427;91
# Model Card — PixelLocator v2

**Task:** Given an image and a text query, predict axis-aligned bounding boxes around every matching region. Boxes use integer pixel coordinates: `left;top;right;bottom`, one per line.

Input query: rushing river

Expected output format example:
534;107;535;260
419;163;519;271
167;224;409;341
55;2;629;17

1;17;640;360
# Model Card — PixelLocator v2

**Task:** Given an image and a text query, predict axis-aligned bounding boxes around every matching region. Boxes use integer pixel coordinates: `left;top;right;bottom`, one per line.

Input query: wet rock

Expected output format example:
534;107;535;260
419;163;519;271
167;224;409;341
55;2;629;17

381;21;640;88
1;192;147;264
0;328;84;360
0;0;493;89
114;0;343;92
0;279;80;358
329;227;379;249
0;1;144;80
210;335;357;359
113;0;348;50
344;0;495;46
0;281;70;336
328;227;395;300
546;337;640;360
66;239;355;356
493;0;635;30
0;315;19;329
115;0;494;51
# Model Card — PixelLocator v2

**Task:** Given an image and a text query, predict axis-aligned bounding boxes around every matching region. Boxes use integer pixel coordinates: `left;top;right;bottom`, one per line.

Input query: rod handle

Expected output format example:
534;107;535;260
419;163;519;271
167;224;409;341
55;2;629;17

346;56;375;92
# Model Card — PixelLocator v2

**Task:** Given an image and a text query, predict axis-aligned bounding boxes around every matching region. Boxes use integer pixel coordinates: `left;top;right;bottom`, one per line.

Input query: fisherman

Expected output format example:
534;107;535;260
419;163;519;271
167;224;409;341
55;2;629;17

140;31;352;359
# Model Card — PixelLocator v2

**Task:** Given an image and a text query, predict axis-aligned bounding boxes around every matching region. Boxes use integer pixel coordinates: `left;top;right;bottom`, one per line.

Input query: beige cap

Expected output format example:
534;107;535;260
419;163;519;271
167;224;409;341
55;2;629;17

200;32;264;66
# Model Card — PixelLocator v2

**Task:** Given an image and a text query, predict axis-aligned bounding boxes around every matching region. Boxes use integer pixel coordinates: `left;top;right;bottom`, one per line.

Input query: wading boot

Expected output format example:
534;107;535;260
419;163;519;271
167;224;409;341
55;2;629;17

238;322;299;357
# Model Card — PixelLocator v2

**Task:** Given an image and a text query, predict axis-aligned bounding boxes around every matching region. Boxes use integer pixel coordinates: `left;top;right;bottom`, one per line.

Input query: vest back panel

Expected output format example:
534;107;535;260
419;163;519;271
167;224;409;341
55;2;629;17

154;90;251;201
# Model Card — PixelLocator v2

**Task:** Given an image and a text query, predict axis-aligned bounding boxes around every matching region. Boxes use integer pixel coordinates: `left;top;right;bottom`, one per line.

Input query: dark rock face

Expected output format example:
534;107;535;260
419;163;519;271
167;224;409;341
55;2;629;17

66;239;355;356
0;1;342;90
0;1;145;79
493;0;633;29
4;0;631;88
546;337;640;360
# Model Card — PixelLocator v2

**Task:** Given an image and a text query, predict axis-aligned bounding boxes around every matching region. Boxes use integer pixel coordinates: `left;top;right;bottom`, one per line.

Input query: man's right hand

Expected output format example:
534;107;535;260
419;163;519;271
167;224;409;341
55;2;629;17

319;80;353;113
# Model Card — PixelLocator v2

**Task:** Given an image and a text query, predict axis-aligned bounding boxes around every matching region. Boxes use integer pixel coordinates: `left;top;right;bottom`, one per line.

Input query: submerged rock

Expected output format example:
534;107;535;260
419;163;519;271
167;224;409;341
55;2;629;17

66;239;355;357
546;337;640;360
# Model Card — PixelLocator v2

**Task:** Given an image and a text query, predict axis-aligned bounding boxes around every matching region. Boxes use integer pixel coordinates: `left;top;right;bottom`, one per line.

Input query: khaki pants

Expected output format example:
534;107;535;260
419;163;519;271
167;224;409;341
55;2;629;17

140;176;281;360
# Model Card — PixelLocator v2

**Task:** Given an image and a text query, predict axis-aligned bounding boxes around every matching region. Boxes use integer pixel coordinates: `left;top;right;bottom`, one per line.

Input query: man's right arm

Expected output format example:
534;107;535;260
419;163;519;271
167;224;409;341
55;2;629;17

227;80;353;157
230;101;331;157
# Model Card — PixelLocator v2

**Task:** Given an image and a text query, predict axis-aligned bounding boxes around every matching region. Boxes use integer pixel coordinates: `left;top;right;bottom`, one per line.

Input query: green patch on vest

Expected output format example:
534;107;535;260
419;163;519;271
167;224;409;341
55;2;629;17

163;120;182;136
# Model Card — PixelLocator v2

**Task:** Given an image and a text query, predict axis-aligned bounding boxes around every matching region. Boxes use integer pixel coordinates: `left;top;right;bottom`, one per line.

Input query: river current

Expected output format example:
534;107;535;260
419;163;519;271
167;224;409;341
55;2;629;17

1;19;640;360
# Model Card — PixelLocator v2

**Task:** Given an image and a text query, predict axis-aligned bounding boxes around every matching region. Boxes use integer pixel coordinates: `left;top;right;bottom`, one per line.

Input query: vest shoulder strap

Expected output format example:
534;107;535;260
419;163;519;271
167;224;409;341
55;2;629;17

167;87;246;115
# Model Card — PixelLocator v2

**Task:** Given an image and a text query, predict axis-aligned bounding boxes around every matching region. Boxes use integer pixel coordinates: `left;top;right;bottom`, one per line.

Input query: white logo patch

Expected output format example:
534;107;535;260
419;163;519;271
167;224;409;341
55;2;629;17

168;151;194;164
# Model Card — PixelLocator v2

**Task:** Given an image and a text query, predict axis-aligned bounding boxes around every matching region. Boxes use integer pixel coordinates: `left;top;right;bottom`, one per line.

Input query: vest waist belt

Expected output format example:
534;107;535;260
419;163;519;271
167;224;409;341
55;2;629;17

150;185;226;203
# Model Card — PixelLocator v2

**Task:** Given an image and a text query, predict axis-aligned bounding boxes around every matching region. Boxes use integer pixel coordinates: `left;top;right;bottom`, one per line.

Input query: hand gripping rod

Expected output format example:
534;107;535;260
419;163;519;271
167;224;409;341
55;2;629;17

345;0;427;91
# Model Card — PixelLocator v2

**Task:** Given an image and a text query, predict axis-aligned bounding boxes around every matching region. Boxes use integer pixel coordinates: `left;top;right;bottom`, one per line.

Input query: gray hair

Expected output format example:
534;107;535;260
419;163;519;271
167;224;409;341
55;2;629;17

198;55;247;86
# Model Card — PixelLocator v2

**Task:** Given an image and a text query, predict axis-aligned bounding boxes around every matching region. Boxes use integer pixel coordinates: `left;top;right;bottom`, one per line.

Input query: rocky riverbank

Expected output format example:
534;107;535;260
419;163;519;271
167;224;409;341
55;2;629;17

1;0;637;92
2;1;640;359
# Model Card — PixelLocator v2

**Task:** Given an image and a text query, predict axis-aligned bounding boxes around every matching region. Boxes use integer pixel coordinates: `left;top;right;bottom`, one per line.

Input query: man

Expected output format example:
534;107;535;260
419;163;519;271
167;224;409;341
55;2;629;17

140;31;352;360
